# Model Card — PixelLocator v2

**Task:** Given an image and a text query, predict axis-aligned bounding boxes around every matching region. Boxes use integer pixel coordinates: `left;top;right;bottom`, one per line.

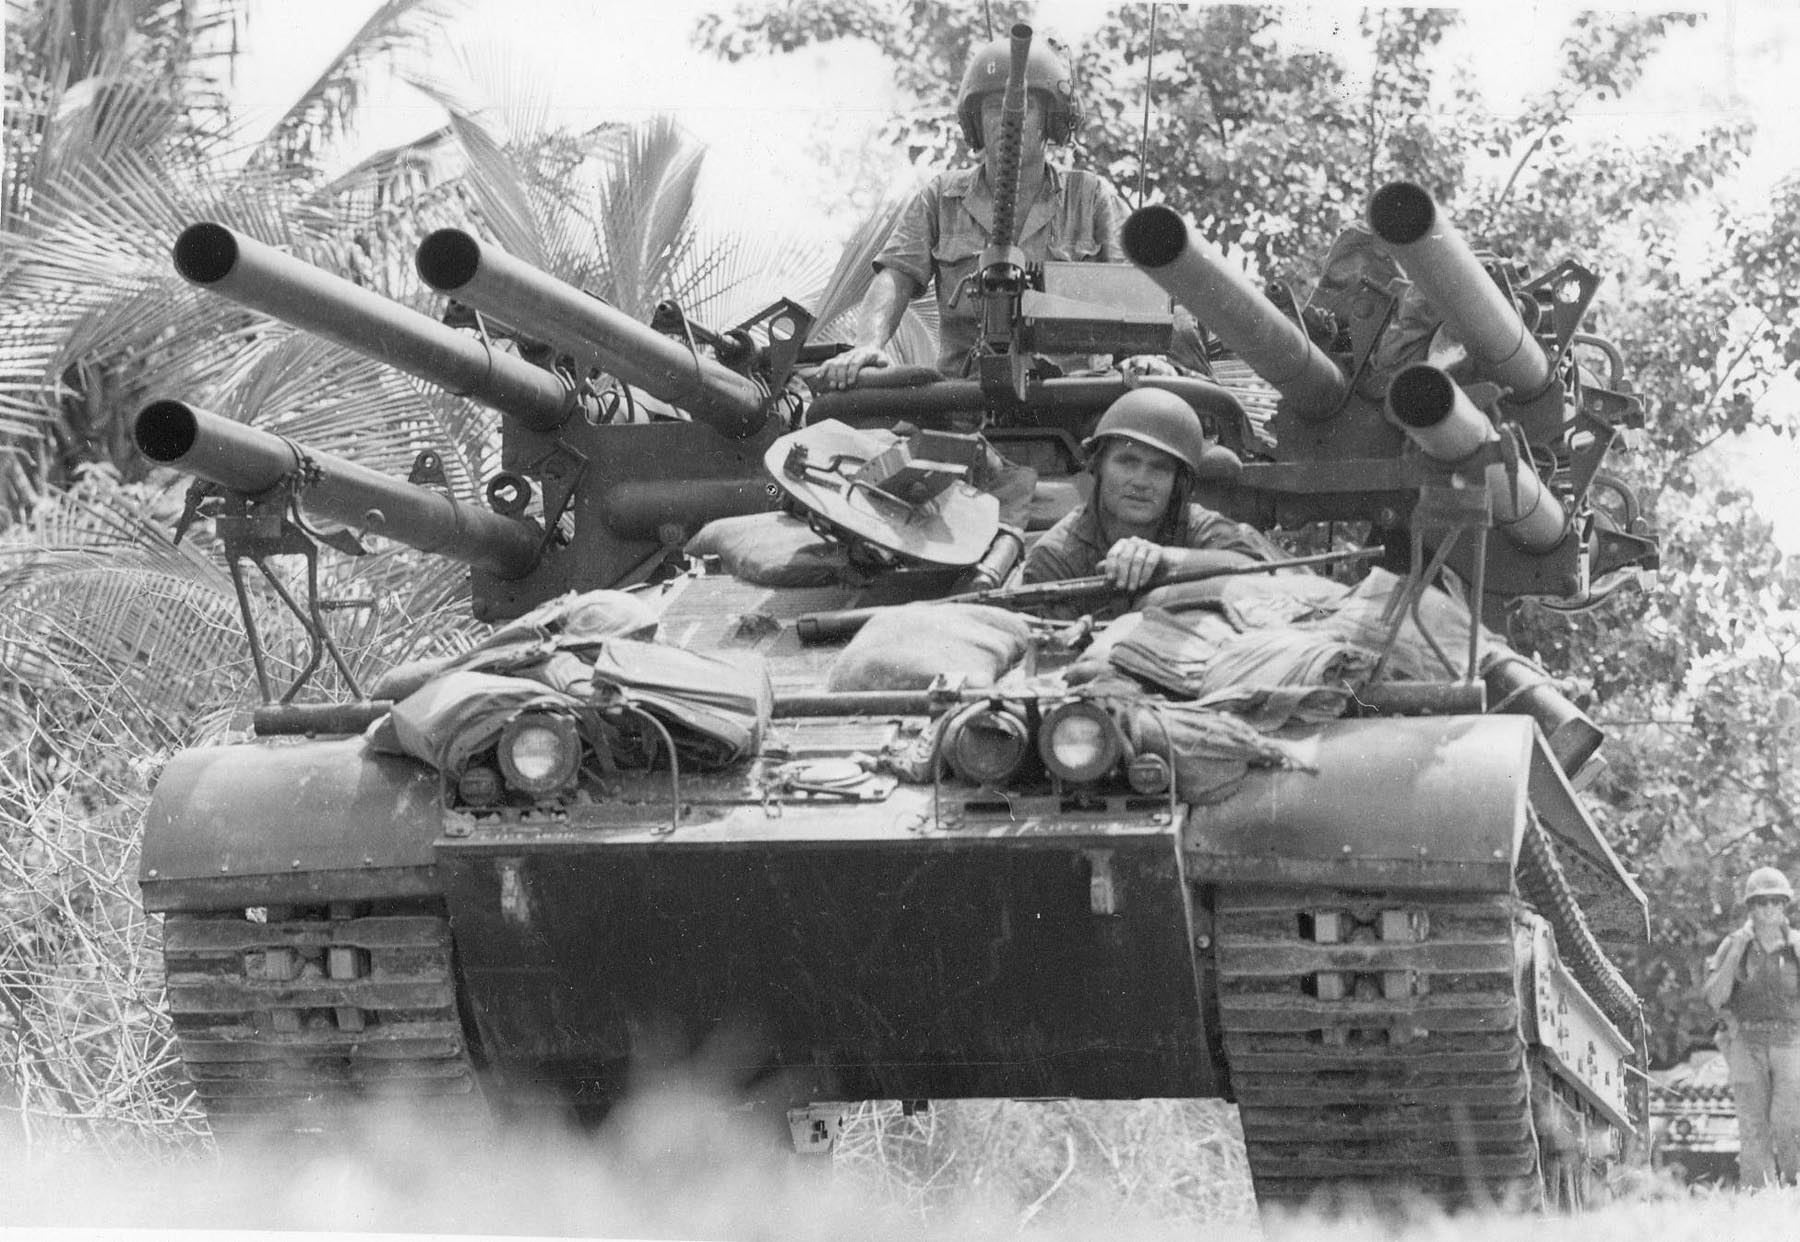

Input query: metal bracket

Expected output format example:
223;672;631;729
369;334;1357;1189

728;297;818;397
1341;276;1403;401
1520;260;1602;376
212;484;369;704
407;449;450;489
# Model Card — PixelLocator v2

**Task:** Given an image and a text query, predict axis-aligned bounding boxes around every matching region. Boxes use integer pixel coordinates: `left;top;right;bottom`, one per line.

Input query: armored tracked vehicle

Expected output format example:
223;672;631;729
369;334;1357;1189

133;29;1656;1214
1649;1050;1738;1184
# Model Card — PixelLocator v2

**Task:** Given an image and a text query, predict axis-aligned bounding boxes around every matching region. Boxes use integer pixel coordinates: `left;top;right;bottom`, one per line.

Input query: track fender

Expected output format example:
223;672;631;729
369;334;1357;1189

138;735;444;912
1184;715;1531;891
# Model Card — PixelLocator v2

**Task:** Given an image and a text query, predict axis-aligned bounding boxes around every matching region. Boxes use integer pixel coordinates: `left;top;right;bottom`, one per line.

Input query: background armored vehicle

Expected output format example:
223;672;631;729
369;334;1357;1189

132;27;1656;1214
1648;1049;1738;1184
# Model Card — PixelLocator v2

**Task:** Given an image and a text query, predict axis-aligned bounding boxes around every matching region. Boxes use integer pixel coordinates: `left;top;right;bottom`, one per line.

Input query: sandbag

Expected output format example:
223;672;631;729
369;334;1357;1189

685;512;850;587
1311;567;1504;681
370;588;661;700
588;639;773;770
825;603;1033;692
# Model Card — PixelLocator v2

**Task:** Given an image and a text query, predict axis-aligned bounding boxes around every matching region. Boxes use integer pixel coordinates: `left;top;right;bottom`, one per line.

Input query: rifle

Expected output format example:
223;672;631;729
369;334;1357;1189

794;547;1382;645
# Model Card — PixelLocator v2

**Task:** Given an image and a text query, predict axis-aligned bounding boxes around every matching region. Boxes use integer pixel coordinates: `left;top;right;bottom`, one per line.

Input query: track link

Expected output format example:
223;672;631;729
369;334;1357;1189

1216;889;1544;1211
161;904;488;1141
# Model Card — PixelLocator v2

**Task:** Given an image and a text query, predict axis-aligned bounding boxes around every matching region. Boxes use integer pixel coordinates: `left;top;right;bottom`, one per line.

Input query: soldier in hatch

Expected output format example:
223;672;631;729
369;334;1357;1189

1022;389;1281;611
1703;864;1800;1185
816;35;1128;388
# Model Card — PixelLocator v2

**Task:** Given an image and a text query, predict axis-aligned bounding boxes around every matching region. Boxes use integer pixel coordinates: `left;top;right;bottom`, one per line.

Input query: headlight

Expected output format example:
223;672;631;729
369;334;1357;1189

1037;701;1124;784
943;705;1032;786
497;711;581;795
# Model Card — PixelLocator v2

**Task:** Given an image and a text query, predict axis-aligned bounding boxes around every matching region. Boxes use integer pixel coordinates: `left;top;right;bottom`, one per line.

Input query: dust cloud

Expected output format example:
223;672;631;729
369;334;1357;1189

1;1083;1797;1242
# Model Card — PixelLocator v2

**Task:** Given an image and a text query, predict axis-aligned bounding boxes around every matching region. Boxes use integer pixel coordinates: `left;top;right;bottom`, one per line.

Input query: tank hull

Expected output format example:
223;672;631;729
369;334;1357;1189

144;684;1639;1207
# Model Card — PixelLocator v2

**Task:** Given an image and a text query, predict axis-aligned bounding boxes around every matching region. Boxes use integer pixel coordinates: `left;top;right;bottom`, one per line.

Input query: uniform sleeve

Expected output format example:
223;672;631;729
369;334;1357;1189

1702;927;1750;1012
1022;533;1079;584
1091;175;1129;263
873;180;939;292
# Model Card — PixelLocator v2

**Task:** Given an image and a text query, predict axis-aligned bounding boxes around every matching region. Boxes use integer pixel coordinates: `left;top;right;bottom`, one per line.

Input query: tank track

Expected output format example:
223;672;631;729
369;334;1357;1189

160;903;488;1140
1216;888;1555;1211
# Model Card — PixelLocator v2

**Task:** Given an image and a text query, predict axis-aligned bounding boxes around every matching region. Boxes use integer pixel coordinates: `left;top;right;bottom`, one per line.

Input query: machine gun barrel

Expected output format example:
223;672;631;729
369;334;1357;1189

1385;364;1568;553
1122;205;1348;420
134;400;541;580
172;224;575;434
986;23;1034;258
415;230;770;439
1368;182;1554;399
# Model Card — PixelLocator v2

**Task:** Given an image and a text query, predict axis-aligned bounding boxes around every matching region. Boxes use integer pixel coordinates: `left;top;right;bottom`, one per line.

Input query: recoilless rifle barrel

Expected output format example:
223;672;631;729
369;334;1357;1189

1367;182;1555;400
133;399;541;580
171;223;576;434
414;229;771;439
795;547;1381;645
1122;204;1349;420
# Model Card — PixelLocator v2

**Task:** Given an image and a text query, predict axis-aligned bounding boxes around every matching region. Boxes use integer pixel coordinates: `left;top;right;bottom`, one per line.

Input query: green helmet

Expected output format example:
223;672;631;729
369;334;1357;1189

956;36;1080;148
1082;388;1212;475
1744;866;1795;904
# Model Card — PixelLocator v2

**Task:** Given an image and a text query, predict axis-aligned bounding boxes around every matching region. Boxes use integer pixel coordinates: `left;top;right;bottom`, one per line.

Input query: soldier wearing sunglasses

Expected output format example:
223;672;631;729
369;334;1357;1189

1704;866;1800;1184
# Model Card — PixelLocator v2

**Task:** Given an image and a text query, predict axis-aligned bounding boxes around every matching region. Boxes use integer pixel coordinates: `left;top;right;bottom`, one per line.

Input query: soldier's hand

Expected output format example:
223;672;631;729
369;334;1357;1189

1100;537;1164;593
816;346;892;392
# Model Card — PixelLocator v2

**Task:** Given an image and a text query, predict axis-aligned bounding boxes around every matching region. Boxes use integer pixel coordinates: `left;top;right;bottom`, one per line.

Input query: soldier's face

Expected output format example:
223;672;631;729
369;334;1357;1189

1095;440;1179;532
1750;896;1790;929
979;93;1048;154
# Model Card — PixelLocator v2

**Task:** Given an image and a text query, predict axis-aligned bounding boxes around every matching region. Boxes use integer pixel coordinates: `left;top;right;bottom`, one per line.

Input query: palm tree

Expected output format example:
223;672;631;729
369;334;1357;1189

0;1;935;1146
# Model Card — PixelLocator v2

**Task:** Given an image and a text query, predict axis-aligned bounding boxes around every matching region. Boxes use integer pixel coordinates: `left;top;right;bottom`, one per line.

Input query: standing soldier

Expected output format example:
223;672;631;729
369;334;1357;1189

1703;865;1800;1185
816;34;1128;388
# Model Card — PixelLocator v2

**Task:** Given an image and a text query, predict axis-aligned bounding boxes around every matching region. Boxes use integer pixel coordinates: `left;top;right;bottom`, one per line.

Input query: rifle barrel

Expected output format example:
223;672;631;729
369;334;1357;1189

794;547;1378;645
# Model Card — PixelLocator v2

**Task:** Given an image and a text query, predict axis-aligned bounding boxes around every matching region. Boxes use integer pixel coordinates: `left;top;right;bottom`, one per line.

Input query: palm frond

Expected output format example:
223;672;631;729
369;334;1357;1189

806;196;910;334
594;117;707;318
248;0;458;171
442;106;547;266
676;220;836;342
803;196;939;368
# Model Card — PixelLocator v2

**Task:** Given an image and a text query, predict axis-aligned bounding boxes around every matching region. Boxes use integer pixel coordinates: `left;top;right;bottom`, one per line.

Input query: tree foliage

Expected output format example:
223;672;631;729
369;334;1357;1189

693;1;1800;1060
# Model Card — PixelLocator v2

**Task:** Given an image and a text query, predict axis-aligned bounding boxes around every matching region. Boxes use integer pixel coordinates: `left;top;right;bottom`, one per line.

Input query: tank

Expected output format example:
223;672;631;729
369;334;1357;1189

132;31;1659;1216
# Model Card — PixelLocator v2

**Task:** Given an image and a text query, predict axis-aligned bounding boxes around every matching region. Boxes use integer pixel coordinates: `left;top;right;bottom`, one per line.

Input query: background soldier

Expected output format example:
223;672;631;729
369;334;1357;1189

816;35;1127;388
1703;865;1800;1185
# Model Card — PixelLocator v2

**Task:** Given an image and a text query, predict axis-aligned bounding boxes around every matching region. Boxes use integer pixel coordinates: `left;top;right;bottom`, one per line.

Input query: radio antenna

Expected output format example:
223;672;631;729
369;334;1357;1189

1137;4;1159;207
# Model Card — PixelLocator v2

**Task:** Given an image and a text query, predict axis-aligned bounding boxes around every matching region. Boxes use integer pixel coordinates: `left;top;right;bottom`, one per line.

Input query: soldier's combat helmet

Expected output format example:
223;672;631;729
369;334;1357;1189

1083;388;1216;475
1744;866;1795;904
956;36;1081;148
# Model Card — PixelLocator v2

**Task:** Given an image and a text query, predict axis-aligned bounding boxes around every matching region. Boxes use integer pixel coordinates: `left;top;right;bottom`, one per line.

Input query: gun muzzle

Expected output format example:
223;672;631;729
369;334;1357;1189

1122;205;1348;420
986;22;1035;258
172;223;575;434
1385;365;1568;553
134;399;541;580
1368;182;1554;400
415;230;770;439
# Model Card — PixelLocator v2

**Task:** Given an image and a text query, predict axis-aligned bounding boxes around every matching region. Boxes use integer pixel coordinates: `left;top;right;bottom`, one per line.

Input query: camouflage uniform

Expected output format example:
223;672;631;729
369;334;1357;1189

874;163;1126;376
